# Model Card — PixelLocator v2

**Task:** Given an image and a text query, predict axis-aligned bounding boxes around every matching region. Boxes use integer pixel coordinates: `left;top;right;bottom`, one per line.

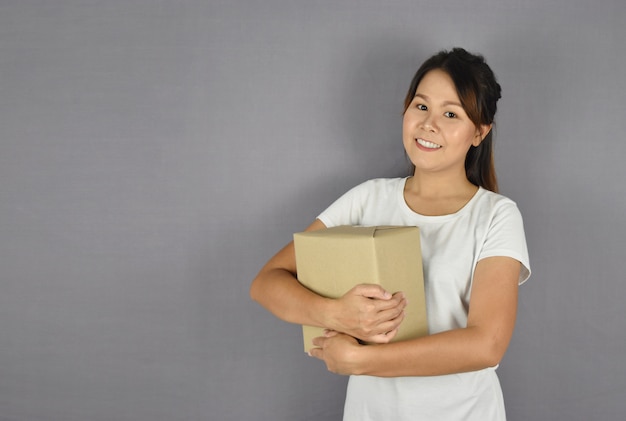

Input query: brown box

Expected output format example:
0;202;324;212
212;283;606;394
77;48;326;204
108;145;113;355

294;225;428;352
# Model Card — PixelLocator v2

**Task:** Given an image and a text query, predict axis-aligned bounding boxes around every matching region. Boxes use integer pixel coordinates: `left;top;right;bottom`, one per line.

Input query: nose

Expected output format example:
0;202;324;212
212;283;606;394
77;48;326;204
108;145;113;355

420;112;438;132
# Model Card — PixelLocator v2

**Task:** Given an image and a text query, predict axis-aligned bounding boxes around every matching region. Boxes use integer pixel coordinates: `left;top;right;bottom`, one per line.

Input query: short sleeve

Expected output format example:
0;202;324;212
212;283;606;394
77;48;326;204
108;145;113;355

317;181;370;228
478;201;531;284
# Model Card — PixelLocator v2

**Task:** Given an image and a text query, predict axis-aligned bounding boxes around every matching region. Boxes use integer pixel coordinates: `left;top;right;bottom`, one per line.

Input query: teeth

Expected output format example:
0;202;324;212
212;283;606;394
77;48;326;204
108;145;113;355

417;138;441;149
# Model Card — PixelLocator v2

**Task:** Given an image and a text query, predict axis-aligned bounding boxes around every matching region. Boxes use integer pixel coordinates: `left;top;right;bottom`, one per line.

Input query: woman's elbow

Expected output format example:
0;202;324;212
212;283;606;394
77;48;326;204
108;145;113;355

481;335;511;367
250;274;264;303
483;349;504;368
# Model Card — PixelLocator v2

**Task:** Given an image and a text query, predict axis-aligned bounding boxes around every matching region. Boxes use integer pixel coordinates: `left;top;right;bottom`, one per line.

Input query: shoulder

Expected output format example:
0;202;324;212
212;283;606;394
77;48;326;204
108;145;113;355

473;188;522;216
317;177;406;227
327;177;405;207
351;177;406;194
342;177;406;205
467;189;527;236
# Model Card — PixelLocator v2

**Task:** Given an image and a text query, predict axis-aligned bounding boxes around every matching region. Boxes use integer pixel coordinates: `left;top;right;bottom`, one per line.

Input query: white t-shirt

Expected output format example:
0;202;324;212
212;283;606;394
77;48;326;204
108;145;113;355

317;177;531;421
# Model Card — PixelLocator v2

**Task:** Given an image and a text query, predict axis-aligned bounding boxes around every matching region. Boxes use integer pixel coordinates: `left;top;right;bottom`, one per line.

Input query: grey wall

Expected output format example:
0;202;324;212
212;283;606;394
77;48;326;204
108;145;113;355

1;1;625;420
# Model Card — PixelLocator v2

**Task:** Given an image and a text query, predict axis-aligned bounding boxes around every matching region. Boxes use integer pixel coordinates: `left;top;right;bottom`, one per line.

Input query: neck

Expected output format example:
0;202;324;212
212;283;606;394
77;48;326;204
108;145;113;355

406;169;477;198
403;172;479;216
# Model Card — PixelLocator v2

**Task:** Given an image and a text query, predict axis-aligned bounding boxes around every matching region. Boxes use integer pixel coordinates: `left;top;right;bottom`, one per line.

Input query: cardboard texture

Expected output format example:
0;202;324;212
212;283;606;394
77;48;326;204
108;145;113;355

294;225;428;352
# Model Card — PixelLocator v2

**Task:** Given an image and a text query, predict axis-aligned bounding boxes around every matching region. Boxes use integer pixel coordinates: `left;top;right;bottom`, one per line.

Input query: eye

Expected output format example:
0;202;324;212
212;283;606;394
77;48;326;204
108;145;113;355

444;111;457;118
416;103;427;111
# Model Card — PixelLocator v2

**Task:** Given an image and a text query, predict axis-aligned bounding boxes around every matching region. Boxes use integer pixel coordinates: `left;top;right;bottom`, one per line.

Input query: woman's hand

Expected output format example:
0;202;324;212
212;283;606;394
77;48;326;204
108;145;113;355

328;284;407;344
309;330;365;375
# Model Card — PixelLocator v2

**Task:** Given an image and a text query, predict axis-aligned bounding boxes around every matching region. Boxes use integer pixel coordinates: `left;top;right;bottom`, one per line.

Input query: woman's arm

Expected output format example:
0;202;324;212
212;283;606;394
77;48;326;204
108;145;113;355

250;219;408;344
310;256;521;376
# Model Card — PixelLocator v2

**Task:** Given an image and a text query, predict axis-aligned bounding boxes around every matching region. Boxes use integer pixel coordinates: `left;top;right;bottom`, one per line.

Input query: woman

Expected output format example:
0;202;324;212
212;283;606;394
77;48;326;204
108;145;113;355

250;47;530;420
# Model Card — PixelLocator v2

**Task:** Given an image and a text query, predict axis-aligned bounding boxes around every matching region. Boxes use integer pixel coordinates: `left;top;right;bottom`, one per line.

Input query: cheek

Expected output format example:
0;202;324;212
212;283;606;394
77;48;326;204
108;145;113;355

401;116;412;138
402;112;410;126
451;126;478;146
402;111;420;132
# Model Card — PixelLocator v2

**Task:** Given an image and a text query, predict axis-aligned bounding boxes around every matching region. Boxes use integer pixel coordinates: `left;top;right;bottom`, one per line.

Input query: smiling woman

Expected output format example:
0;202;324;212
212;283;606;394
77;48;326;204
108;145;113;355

251;47;530;421
403;48;502;193
402;69;490;190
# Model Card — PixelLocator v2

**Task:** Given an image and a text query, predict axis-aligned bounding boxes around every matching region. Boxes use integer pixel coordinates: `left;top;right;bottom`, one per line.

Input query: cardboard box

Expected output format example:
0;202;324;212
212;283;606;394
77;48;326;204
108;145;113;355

294;225;428;352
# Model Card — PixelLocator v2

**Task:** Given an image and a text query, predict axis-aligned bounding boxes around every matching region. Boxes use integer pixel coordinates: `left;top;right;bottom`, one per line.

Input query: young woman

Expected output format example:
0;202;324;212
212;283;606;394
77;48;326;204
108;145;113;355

250;47;530;420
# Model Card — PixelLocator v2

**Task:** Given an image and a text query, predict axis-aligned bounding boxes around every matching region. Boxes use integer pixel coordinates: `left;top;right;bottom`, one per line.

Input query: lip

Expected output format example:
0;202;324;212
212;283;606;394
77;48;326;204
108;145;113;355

415;137;442;151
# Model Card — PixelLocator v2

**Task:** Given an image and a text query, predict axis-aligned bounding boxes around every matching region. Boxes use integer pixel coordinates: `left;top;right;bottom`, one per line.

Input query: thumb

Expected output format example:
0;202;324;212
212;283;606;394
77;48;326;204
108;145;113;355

354;284;392;300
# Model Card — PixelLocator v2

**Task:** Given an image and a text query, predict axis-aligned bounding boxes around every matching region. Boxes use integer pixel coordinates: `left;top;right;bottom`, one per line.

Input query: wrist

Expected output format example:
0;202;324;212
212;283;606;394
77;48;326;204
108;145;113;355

317;296;339;330
350;342;370;376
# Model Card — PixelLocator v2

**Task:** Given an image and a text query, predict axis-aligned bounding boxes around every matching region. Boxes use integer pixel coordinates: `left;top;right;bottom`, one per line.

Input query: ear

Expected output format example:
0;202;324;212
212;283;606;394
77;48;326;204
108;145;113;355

473;123;493;147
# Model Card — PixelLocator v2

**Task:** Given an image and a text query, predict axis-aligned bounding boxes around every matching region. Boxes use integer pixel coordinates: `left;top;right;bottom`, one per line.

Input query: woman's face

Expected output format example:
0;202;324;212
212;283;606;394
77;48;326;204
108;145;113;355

403;69;488;176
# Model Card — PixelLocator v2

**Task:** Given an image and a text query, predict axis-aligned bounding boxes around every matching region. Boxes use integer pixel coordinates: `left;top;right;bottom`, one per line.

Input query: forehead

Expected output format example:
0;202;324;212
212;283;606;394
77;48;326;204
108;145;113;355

415;69;459;101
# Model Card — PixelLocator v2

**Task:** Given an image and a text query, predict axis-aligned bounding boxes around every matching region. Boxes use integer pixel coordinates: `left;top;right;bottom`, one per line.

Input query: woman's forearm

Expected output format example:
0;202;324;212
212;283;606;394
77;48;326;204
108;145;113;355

353;326;505;377
251;265;334;328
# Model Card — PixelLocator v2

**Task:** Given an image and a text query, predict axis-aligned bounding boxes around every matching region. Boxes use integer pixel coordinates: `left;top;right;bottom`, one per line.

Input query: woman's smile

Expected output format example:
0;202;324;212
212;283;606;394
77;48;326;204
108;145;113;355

416;138;442;150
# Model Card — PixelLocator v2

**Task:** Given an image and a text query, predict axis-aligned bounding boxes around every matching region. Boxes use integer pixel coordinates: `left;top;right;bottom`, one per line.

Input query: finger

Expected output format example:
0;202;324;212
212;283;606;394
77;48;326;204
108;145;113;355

369;311;405;338
323;329;339;338
392;291;408;304
312;336;326;347
353;284;392;300
308;347;323;359
370;292;407;312
374;302;407;324
368;327;400;344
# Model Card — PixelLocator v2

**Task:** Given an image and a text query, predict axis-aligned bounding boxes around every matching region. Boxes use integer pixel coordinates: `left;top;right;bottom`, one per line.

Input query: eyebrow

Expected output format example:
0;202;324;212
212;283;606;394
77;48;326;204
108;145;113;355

414;93;463;108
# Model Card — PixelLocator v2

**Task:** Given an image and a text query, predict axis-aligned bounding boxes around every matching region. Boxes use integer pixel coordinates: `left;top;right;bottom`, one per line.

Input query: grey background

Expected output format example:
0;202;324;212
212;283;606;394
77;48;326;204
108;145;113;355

1;1;625;420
